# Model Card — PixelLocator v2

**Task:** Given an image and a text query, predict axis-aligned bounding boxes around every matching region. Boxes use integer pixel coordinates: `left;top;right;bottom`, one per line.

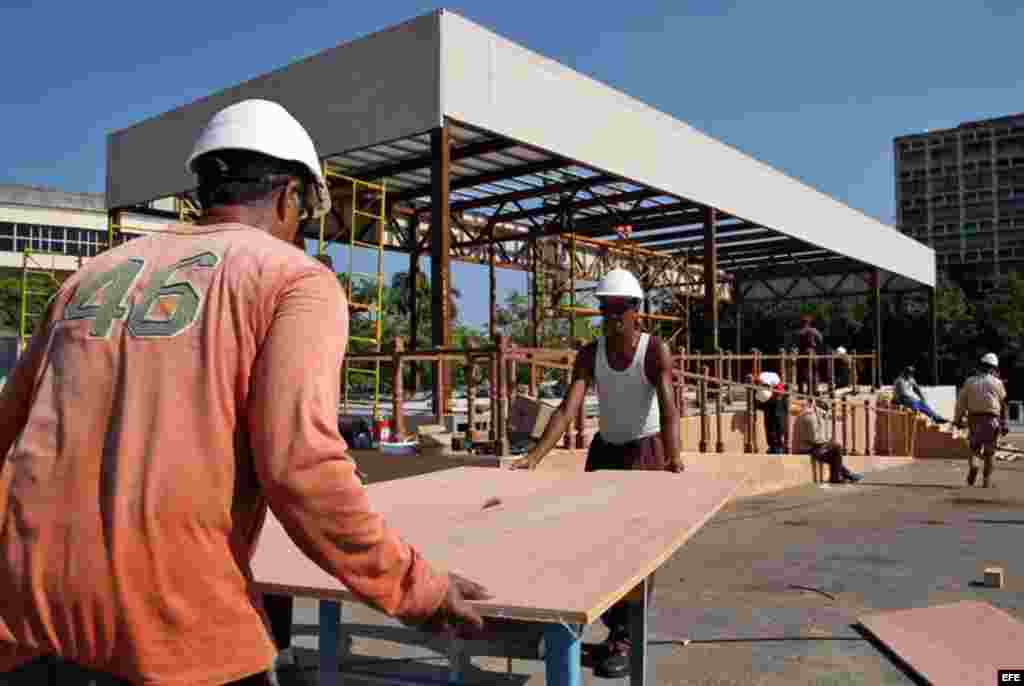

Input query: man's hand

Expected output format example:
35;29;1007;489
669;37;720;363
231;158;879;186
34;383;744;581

667;459;685;473
420;573;493;639
1001;422;1010;436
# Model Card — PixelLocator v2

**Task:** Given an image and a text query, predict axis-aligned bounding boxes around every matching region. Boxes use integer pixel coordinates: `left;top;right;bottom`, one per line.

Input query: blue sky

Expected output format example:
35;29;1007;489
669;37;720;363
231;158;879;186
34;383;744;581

3;0;1023;327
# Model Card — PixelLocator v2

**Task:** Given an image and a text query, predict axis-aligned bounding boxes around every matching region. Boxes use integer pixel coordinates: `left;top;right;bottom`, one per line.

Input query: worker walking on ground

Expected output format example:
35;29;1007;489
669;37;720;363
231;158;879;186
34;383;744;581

793;398;863;485
0;99;489;686
513;267;682;679
954;353;1008;487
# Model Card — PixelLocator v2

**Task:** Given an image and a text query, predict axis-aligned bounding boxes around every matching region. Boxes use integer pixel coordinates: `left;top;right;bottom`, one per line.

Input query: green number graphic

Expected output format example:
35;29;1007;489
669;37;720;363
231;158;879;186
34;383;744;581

63;252;219;338
127;252;220;338
64;258;145;337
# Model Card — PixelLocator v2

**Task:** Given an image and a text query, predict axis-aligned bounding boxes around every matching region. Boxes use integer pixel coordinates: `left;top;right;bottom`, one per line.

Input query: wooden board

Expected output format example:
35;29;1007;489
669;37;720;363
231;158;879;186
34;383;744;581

252;467;739;624
859;601;1024;686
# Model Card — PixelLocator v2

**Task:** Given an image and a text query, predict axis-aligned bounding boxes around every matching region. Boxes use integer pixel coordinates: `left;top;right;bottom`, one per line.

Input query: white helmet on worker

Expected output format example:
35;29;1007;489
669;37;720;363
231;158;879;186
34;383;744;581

594;268;644;300
186;99;331;219
981;352;999;368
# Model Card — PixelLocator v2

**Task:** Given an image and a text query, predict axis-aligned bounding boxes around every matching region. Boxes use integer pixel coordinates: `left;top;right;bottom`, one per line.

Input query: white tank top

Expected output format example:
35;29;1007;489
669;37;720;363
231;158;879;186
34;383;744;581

595;333;661;445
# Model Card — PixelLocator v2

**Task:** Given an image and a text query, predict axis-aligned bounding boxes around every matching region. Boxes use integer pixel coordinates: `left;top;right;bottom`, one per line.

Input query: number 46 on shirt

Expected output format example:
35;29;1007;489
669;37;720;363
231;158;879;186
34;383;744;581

62;252;220;339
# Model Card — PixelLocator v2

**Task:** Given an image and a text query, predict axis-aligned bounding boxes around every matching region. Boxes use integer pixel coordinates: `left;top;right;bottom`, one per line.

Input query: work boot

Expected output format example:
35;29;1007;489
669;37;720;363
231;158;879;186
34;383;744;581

966;467;979;486
594;634;631;678
844;471;863;483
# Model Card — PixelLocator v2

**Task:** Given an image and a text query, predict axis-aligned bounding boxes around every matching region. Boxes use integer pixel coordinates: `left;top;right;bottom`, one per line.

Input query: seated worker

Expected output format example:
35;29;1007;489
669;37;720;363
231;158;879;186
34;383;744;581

793;399;863;484
954;353;1009;488
893;365;947;423
753;371;788;454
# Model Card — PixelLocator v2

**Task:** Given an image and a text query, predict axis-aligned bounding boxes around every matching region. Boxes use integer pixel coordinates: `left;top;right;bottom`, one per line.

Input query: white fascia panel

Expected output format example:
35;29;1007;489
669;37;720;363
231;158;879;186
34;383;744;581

107;12;443;210
439;12;934;287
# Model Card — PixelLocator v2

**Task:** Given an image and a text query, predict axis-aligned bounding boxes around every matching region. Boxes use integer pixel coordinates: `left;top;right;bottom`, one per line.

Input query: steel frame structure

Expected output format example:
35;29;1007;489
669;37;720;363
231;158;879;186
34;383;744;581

103;10;940;403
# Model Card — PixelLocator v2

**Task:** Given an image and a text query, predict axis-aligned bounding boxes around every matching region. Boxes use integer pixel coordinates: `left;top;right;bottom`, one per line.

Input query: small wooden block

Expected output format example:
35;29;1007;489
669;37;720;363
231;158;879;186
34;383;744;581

984;566;1004;589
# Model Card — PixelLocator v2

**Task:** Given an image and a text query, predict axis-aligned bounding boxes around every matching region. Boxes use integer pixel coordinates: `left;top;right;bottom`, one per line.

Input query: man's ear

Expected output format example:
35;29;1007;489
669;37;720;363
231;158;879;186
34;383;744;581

274;183;292;224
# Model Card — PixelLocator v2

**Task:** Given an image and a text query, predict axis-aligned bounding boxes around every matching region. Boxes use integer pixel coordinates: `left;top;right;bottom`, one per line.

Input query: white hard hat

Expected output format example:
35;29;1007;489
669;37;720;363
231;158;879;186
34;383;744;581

758;371;781;386
594;268;644;300
186;99;331;219
835;346;847;355
981;352;999;367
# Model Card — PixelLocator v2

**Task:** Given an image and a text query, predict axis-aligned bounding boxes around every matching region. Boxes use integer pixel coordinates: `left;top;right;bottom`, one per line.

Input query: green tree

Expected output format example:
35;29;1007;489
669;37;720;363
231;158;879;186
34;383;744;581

0;273;61;333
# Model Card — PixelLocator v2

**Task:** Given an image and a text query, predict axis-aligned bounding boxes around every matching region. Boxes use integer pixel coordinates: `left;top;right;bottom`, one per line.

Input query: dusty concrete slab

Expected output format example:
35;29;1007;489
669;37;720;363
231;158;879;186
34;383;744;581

270;459;1024;685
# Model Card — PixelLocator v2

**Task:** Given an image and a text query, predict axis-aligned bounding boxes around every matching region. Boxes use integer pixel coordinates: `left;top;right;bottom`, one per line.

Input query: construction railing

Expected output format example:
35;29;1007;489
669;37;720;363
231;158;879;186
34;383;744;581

680;367;920;458
343;339;894;458
677;348;879;397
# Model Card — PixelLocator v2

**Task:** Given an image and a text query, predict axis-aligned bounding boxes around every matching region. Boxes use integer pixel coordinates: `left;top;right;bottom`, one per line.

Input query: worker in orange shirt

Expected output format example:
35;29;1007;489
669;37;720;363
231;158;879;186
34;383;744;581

0;99;488;686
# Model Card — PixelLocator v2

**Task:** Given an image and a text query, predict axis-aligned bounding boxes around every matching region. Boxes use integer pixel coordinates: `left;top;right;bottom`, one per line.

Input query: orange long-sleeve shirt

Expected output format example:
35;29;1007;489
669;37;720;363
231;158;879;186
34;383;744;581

0;223;448;686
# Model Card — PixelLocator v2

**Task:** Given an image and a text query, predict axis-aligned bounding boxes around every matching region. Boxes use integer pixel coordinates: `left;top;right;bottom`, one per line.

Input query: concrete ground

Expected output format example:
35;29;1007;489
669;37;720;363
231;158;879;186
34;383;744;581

273;458;1024;685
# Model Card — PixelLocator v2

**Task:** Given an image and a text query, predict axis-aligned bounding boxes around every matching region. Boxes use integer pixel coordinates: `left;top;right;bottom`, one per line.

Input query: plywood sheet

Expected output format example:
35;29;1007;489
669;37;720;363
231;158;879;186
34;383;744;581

859;601;1024;686
252;467;739;624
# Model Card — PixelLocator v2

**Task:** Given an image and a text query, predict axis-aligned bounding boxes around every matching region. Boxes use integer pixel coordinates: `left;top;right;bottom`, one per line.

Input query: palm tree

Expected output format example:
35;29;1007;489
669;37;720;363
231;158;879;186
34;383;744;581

390;267;462;394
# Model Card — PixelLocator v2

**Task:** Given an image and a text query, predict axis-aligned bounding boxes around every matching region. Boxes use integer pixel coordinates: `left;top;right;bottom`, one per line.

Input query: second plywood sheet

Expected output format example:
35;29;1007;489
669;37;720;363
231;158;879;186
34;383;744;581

253;467;739;624
859;600;1024;686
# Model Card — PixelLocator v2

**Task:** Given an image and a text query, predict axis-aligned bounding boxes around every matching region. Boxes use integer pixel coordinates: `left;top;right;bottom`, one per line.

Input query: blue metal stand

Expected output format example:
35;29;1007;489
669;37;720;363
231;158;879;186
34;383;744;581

543;622;582;686
628;576;651;686
319;600;342;682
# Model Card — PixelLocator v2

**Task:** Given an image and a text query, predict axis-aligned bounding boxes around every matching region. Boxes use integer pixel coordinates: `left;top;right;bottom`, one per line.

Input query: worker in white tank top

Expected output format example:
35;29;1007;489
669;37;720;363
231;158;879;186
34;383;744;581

593;332;661;443
513;267;681;679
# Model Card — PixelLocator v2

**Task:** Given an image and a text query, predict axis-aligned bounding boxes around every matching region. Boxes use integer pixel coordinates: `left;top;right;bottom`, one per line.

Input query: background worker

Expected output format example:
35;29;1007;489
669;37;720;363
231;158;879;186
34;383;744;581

793;398;863;484
953;353;1008;487
0;99;488;686
753;371;788;454
893;365;947;424
796;315;824;395
513;267;682;679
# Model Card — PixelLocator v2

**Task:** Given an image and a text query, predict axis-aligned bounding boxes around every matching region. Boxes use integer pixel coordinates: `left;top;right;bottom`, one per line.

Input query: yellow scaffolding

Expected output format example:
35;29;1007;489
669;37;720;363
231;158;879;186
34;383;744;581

18;249;67;354
321;170;388;422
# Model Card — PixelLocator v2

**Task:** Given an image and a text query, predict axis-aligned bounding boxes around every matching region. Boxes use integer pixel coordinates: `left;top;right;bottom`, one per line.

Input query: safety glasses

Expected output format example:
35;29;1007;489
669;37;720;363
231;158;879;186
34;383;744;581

598;299;639;316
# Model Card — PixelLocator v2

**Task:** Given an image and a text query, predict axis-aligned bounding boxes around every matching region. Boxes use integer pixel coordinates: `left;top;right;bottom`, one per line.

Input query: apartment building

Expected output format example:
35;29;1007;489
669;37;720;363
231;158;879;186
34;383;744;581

895;113;1024;294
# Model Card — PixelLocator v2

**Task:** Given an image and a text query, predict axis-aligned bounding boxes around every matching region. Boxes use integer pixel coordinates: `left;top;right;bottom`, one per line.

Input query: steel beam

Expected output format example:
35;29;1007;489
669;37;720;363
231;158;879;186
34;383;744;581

448;174;618;212
703;206;718;353
351;138;518;181
493;188;662;223
873;269;883;388
730;257;864;281
394;157;571;202
929;286;938;384
431;124;452;415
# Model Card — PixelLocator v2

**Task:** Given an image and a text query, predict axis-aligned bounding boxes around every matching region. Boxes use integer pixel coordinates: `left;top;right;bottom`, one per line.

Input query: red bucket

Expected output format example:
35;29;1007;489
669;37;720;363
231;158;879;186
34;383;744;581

373;418;392;444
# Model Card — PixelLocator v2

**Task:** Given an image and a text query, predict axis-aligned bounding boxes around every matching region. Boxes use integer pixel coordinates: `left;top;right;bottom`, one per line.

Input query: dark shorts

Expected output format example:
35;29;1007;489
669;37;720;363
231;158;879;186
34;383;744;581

585;432;667;471
968;414;1000;453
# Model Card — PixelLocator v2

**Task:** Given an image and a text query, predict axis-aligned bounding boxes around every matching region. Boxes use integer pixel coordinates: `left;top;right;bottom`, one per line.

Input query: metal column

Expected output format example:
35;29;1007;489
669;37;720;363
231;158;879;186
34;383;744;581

928;285;939;384
873;268;883;387
702;206;719;353
734;279;743;353
542;623;582;686
431;123;452;417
